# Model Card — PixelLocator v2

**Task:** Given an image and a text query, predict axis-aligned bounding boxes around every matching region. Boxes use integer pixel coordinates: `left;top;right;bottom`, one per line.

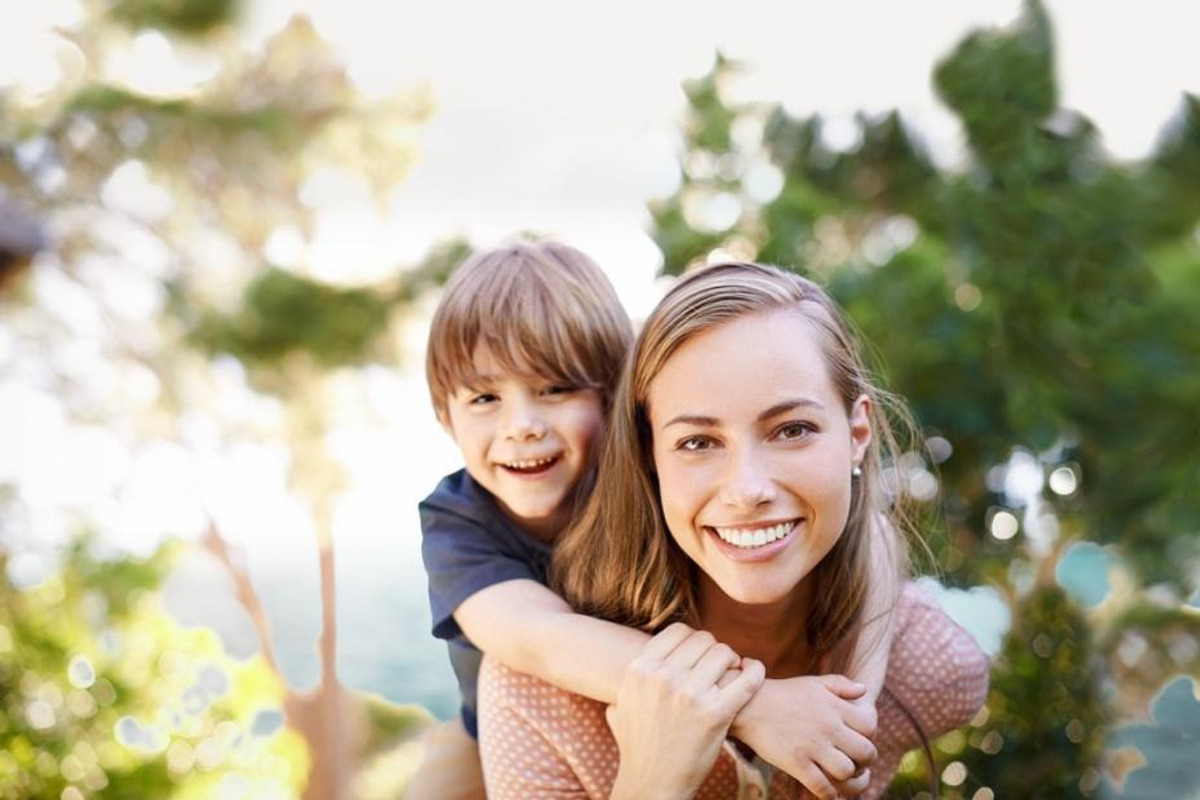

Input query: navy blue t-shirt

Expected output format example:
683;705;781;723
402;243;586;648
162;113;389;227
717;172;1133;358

418;469;553;738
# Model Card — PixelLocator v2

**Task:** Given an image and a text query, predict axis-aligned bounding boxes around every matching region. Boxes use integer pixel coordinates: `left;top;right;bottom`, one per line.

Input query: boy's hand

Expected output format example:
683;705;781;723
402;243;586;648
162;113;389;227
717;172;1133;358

730;675;878;800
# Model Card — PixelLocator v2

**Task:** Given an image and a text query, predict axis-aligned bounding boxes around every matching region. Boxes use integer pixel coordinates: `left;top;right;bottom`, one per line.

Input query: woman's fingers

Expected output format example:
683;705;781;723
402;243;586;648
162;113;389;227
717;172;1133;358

663;629;725;674
681;641;740;692
723;657;765;704
637;622;699;663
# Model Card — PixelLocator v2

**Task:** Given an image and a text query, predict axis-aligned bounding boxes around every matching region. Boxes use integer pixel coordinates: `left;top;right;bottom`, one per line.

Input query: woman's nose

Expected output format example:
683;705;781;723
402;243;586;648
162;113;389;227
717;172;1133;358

718;448;776;509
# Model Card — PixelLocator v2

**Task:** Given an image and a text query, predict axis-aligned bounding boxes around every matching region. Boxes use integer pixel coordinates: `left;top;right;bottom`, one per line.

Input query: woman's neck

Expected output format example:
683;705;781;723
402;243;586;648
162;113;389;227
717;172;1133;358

695;573;814;678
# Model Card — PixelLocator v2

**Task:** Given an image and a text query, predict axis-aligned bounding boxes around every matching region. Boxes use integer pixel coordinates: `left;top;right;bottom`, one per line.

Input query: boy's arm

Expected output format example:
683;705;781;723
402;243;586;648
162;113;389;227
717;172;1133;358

458;579;876;800
455;578;648;704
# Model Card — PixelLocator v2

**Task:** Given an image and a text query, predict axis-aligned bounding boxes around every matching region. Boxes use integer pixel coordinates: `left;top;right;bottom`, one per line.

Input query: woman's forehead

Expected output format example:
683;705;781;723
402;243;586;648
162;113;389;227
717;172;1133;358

645;310;840;424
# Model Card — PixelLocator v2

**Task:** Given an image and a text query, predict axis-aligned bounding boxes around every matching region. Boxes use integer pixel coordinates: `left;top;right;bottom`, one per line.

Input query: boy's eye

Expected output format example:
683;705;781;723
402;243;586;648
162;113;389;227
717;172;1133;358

541;384;577;397
468;392;498;405
774;421;816;441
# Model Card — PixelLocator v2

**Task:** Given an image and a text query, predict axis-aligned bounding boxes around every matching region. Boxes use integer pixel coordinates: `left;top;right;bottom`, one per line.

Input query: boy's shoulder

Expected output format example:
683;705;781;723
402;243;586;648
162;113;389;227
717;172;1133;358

420;468;497;521
419;469;536;549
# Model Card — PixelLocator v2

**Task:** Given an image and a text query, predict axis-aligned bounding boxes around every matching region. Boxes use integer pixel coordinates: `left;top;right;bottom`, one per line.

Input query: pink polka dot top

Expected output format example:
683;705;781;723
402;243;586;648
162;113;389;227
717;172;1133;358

479;583;990;799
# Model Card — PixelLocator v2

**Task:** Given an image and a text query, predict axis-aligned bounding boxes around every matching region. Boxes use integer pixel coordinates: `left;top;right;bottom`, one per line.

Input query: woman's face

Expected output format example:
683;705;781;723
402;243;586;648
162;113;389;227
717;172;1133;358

646;308;871;607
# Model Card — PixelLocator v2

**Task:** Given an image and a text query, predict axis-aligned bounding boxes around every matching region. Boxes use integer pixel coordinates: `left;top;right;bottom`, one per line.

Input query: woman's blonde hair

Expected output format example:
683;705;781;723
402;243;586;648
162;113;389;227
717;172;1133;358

553;261;919;673
426;241;633;421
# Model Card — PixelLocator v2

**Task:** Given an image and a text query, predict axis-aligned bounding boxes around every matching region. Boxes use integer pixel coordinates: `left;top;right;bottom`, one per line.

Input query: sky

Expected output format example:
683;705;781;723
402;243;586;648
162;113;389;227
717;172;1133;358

4;0;1199;316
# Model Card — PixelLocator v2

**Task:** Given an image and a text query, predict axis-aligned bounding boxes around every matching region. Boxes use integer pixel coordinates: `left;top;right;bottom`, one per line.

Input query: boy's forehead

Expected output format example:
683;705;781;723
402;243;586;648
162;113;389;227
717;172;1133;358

456;342;552;389
470;341;535;377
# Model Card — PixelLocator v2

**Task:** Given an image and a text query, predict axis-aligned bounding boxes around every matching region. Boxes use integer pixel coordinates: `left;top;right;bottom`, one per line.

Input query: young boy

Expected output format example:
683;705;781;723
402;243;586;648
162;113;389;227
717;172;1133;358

408;242;897;799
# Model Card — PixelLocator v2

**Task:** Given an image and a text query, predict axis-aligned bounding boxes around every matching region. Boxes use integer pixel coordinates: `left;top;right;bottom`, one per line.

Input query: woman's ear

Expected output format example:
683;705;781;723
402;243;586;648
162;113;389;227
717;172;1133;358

849;394;872;467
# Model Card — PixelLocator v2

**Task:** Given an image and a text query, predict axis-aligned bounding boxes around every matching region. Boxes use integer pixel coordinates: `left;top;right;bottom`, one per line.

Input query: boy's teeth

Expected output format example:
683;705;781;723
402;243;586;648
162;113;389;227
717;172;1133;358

713;521;796;549
504;457;555;469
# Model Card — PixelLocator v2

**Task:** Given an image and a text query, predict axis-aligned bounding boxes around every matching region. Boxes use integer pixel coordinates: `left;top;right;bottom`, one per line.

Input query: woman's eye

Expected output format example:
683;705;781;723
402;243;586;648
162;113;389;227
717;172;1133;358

775;421;815;441
678;436;714;452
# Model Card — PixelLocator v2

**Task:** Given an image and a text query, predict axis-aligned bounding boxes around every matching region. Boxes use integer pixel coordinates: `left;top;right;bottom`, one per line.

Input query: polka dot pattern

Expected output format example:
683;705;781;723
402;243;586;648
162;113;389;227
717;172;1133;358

479;583;990;799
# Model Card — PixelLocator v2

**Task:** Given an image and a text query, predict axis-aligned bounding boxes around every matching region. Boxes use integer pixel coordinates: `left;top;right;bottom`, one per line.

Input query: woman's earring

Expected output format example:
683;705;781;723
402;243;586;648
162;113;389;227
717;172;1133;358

852;464;862;478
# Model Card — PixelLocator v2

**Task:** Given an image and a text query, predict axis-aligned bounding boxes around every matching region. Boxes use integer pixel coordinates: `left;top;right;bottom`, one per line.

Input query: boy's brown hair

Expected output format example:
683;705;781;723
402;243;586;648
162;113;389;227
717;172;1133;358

426;241;633;421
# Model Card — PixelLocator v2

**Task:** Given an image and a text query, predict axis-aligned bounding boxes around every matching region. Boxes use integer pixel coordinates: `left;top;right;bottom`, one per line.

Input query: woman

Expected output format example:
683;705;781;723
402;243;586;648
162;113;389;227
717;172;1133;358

478;262;989;798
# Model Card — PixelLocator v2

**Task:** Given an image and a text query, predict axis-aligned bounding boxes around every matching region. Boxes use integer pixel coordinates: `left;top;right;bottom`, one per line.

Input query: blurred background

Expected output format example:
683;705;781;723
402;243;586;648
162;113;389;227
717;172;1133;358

2;0;1199;797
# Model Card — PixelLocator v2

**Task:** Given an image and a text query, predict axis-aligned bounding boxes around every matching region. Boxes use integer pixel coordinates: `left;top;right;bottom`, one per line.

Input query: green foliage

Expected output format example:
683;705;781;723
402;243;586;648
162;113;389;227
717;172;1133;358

106;0;239;36
189;268;395;369
961;587;1108;797
650;0;1200;791
0;540;308;799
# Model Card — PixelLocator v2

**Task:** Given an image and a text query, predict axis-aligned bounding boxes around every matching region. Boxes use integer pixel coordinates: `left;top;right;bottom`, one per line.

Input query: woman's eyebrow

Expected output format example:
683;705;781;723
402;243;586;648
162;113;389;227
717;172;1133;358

758;398;825;422
661;398;825;429
661;414;718;429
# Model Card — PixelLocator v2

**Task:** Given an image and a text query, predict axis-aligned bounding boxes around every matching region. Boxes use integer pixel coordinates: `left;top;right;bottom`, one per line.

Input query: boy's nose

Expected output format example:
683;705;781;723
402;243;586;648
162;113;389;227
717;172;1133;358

503;403;547;441
717;448;776;510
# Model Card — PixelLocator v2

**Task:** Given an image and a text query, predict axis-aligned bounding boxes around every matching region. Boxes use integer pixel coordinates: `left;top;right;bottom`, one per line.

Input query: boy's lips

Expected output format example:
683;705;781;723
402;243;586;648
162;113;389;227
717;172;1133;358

497;455;561;476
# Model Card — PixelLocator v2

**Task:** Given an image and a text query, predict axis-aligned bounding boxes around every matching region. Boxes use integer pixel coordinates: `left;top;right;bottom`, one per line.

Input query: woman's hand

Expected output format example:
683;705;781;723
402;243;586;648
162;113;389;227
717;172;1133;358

730;675;877;800
607;623;765;800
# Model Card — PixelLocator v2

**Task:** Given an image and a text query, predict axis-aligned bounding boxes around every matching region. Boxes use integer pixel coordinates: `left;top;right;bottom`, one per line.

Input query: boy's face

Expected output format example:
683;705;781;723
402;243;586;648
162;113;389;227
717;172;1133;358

442;344;605;540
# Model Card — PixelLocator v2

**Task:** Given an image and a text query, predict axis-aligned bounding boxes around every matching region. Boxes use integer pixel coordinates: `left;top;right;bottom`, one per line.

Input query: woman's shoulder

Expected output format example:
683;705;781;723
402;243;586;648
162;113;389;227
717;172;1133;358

479;657;610;732
885;580;991;733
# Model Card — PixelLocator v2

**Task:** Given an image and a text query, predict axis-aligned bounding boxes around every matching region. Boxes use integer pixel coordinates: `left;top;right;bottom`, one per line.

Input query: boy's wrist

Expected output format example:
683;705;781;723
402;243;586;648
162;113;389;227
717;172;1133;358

728;677;771;741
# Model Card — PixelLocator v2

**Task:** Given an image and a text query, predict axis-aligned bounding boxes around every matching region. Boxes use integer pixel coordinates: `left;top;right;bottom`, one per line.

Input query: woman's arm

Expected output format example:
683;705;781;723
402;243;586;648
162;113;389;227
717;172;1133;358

457;579;876;798
606;625;764;800
476;628;762;800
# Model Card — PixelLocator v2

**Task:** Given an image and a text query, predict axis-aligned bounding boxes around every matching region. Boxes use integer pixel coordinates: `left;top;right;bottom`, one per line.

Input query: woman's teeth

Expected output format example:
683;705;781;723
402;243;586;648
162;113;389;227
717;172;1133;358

713;521;796;549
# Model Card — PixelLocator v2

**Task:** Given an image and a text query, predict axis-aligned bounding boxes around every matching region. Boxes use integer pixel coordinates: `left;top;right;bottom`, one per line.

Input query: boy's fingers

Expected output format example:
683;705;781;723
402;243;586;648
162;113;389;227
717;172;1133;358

795;763;839;800
837;768;871;797
816;749;858;783
818;674;867;699
833;730;877;769
843;700;879;739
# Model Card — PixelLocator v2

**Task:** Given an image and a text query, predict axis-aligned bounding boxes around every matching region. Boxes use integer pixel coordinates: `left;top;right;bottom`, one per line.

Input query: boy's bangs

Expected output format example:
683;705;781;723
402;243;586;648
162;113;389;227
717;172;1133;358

465;315;604;393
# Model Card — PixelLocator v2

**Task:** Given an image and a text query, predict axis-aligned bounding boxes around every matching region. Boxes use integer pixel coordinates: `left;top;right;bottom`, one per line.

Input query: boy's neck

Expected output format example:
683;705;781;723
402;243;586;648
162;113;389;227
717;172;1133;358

500;499;570;544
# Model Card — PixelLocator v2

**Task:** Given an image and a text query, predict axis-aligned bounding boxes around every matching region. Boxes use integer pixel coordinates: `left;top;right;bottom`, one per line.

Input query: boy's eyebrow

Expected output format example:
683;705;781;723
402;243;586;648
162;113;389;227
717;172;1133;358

661;398;825;429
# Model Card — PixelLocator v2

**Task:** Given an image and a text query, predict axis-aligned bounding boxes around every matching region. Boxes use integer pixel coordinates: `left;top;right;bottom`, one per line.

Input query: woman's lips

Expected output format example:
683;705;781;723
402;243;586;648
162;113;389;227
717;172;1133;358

704;519;801;562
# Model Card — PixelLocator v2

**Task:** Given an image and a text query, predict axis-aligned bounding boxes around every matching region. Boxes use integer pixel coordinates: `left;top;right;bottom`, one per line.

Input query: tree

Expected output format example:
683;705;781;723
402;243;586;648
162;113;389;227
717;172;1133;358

649;2;1200;794
1;2;453;797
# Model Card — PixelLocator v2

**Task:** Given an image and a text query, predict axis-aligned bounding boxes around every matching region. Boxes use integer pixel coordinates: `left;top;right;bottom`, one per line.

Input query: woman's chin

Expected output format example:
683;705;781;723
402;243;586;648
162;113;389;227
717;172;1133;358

712;576;796;607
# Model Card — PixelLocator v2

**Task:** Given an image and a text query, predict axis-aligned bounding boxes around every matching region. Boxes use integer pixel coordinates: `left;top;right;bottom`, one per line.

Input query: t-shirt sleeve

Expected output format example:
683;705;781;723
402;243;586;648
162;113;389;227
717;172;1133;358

420;504;543;641
868;583;991;796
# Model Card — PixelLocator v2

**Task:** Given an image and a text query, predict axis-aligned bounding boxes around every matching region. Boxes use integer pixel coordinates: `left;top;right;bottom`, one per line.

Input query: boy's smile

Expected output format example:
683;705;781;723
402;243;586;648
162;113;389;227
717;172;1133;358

443;345;605;541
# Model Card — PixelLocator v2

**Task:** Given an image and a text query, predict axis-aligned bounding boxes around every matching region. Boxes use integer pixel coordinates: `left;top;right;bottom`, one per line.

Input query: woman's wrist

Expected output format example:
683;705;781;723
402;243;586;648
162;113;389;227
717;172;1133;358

611;768;694;800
